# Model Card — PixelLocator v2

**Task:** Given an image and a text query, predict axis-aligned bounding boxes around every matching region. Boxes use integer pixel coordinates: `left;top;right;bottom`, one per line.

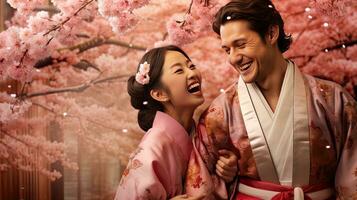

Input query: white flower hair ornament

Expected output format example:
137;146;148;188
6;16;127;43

135;61;150;85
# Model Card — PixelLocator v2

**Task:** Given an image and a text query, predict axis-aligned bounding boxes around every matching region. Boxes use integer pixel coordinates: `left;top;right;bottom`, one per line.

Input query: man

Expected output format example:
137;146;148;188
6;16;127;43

185;0;357;199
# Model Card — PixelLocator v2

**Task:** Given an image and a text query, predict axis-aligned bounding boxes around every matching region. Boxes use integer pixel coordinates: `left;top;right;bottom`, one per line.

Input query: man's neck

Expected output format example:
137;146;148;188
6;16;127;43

256;55;288;112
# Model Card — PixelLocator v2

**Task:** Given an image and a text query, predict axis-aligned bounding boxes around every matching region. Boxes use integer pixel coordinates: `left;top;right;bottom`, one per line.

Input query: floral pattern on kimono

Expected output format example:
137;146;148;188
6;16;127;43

115;111;193;200
119;147;143;186
196;72;357;199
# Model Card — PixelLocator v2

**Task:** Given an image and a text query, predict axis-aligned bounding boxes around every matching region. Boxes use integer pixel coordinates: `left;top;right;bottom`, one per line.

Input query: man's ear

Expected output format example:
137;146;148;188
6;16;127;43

150;88;169;103
266;25;279;45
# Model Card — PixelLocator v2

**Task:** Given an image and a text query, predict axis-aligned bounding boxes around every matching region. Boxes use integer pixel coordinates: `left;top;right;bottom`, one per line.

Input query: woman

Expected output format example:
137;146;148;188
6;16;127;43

115;45;237;200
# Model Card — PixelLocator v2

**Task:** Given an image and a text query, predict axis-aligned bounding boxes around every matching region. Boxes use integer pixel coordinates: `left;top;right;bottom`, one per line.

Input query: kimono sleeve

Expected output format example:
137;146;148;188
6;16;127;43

114;147;167;200
334;86;357;199
198;87;237;172
188;87;239;200
185;126;229;200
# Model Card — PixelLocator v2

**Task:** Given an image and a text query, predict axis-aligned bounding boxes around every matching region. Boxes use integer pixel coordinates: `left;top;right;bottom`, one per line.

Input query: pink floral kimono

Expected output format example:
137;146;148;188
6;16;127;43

114;111;193;199
186;61;357;199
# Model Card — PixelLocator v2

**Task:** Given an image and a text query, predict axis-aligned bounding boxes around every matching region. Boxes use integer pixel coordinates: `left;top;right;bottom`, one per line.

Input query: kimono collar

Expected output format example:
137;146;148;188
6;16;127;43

152;111;193;161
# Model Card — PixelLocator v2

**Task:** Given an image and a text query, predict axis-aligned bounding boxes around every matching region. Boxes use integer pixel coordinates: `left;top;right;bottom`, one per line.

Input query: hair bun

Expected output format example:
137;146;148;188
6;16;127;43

138;109;156;131
127;76;146;110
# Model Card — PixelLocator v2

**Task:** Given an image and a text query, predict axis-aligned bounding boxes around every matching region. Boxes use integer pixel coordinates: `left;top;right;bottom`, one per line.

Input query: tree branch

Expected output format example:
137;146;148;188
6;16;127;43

33;6;60;13
105;38;146;51
59;37;146;53
325;40;357;51
294;19;313;44
34;57;64;69
288;39;357;60
43;0;95;37
187;0;194;14
22;74;130;99
32;102;57;115
73;59;101;71
34;38;146;69
284;10;305;18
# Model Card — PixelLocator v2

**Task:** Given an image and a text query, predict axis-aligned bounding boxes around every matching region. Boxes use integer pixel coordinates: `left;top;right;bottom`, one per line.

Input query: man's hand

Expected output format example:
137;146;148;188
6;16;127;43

216;149;238;183
170;194;205;200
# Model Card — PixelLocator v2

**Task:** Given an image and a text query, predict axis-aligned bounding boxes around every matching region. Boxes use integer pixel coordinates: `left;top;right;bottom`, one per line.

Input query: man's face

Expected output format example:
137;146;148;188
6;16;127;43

220;20;273;83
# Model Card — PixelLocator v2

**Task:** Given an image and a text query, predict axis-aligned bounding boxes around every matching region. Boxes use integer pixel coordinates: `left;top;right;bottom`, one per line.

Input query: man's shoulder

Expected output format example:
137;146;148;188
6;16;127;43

212;81;238;105
301;73;357;107
200;81;238;123
302;73;344;93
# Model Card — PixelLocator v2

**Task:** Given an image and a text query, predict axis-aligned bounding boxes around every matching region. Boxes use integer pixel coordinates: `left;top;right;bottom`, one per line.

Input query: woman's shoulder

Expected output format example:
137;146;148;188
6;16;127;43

140;127;171;148
138;126;182;160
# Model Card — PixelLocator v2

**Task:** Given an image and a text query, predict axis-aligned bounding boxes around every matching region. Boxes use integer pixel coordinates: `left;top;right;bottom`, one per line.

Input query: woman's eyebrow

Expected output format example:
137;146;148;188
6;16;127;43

170;62;182;69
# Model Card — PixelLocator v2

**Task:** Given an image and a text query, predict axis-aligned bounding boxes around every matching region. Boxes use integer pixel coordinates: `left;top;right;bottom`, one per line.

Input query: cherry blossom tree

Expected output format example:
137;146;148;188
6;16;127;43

0;0;355;181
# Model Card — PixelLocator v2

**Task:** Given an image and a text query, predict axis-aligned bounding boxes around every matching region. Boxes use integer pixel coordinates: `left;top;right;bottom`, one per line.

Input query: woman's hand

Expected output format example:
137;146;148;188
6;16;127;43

170;194;205;200
215;149;238;183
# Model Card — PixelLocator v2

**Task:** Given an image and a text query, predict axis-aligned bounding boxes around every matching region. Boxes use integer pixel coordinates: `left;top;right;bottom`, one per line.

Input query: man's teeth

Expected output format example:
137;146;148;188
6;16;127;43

240;62;252;71
188;83;200;90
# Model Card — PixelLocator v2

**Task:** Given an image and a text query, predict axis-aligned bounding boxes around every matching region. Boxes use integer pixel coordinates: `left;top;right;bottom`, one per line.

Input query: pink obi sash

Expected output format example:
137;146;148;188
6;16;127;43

236;178;334;200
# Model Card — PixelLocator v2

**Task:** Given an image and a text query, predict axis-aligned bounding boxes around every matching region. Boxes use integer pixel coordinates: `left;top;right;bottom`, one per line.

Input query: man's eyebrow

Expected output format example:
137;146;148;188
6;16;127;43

222;38;246;48
233;38;247;44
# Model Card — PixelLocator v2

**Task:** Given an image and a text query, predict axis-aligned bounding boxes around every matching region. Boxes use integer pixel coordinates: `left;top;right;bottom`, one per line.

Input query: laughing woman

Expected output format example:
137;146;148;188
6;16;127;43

115;46;237;200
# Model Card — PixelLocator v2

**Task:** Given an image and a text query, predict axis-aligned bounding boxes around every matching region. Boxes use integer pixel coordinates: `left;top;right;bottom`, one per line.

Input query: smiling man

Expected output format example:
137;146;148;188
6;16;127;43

191;0;357;199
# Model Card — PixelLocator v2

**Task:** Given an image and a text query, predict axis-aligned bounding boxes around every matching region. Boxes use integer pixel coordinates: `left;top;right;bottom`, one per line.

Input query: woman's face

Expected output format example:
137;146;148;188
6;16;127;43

158;50;204;110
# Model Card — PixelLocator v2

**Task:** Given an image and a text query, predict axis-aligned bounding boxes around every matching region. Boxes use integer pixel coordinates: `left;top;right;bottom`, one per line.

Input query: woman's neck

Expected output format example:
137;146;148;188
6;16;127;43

164;107;194;133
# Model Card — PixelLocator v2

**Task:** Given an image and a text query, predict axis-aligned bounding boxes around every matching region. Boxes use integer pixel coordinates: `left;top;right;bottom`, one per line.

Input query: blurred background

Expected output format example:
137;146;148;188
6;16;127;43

0;0;356;199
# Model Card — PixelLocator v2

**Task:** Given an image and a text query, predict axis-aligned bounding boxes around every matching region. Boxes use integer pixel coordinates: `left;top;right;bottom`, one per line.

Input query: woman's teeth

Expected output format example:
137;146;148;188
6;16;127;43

188;83;200;93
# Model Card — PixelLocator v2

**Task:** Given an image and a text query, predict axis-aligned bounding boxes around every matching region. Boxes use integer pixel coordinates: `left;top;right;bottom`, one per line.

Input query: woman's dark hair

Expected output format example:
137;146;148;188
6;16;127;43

127;45;190;131
212;0;292;53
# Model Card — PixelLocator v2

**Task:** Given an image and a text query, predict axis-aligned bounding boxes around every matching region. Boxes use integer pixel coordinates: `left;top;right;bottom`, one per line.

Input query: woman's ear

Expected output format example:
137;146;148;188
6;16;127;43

266;25;279;45
150;88;169;103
